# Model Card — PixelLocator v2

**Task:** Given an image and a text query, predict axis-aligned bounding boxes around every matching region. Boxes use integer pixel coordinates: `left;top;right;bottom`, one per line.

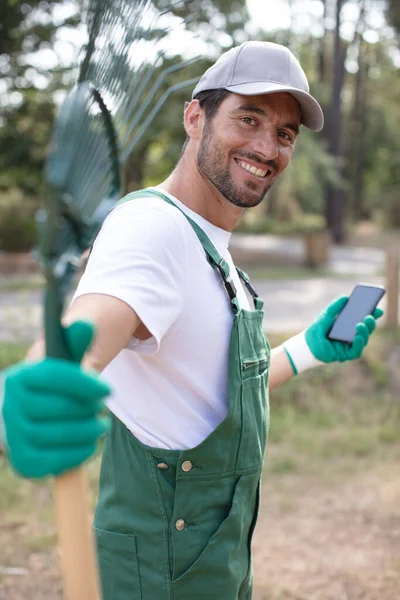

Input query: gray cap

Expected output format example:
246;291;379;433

192;41;324;132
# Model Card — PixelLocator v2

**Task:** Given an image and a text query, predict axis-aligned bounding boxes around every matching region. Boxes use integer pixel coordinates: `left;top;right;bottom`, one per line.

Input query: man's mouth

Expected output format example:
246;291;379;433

234;158;271;179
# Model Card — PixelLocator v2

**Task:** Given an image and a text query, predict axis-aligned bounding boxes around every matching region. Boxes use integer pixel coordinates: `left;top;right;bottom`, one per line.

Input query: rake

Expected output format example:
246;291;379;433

35;1;201;598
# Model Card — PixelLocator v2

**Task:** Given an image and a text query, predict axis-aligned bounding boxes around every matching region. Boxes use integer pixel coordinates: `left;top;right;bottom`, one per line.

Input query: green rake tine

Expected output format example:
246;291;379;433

70;126;111;198
119;56;199;154
69;156;110;235
117;60;159;120
78;1;103;83
78;158;112;214
78;141;117;215
89;2;155;92
120;60;199;160
69;87;120;206
53;88;98;192
65;115;103;194
122;76;200;158
67;129;107;207
88;86;121;193
81;170;113;215
118;53;165;136
112;5;171;86
104;24;168;106
96;0;195;115
69;130;110;200
116;5;200;123
74;120;113;196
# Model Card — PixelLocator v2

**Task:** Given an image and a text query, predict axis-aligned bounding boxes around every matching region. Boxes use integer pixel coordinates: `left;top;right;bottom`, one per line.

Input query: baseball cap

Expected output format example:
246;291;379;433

192;41;324;132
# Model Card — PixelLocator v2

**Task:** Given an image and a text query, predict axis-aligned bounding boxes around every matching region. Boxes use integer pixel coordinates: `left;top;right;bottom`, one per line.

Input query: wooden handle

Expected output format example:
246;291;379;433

54;467;102;600
386;251;399;328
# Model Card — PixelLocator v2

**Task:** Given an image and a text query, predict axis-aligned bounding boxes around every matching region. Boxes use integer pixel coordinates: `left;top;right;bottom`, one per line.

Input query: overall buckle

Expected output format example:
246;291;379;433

216;259;237;302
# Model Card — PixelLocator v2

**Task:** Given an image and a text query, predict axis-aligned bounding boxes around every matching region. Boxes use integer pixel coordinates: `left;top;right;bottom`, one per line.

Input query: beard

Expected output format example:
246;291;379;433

197;120;275;209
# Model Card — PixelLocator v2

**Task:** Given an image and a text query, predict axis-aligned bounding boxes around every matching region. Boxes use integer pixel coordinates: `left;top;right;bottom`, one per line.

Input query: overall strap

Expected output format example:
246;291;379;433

118;189;241;314
236;268;264;311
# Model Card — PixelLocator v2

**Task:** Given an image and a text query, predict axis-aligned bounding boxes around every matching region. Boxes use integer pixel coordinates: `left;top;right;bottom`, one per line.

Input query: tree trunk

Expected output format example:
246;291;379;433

325;0;347;243
123;145;149;193
318;0;327;83
351;38;369;220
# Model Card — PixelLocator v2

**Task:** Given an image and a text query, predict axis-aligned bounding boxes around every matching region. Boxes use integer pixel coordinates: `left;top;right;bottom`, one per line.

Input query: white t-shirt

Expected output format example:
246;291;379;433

73;187;250;449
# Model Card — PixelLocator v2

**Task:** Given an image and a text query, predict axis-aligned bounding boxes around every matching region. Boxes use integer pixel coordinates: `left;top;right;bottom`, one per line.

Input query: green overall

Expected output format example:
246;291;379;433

93;189;270;600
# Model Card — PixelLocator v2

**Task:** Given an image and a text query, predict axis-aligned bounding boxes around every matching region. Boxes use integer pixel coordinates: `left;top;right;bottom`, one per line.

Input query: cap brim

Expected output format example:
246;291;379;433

225;81;324;132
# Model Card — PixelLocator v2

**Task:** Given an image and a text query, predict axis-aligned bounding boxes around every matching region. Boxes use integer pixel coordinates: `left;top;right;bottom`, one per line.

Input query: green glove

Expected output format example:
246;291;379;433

2;321;111;479
283;296;384;374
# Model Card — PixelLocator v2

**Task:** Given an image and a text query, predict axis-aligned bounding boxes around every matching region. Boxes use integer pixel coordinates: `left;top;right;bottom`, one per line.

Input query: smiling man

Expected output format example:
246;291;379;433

3;42;382;600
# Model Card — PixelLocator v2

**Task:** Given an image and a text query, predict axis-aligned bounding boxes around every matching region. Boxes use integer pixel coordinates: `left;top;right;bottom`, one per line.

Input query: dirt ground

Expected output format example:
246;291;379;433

1;461;400;600
252;464;400;600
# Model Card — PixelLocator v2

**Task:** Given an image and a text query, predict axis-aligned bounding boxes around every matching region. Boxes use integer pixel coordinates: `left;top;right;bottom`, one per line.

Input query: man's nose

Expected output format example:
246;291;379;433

253;132;279;161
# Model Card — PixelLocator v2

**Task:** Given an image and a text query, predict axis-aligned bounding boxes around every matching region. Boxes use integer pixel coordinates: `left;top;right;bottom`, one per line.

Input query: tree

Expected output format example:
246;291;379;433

323;0;347;242
0;1;80;195
386;0;400;34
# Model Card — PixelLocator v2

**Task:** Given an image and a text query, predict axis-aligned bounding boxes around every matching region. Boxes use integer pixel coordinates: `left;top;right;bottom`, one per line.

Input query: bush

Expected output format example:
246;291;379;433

0;190;39;252
382;192;400;229
236;213;327;236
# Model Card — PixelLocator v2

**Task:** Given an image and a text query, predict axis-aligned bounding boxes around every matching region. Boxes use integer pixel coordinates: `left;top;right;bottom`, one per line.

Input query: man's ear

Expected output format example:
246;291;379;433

183;99;204;141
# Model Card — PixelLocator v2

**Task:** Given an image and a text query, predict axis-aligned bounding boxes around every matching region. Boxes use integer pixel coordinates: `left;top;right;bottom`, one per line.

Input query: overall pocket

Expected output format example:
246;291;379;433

171;473;260;600
236;372;269;471
242;354;269;379
94;527;142;600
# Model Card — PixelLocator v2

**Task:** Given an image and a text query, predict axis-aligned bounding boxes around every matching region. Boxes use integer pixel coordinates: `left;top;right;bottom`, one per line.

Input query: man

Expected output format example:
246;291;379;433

3;42;382;599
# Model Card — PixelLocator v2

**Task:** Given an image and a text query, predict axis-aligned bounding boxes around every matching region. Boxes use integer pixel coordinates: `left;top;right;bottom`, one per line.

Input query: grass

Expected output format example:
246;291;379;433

244;264;385;281
246;264;335;280
0;343;29;370
264;329;400;478
0;276;44;293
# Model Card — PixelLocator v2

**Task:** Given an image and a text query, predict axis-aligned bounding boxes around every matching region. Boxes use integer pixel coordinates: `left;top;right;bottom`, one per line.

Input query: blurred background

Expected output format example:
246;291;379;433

0;1;400;599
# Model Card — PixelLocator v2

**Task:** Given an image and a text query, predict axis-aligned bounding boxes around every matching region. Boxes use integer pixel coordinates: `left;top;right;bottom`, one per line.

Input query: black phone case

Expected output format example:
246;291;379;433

327;284;385;344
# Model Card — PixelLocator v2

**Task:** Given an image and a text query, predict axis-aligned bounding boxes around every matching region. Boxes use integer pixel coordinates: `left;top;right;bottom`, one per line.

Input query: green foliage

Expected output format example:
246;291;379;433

0;342;28;370
0;190;38;252
0;0;79;252
273;127;342;216
387;0;400;35
236;213;326;235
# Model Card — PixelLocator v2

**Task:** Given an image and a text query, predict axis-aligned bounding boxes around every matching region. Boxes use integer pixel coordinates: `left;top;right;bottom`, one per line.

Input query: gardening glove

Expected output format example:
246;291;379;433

283;296;384;375
2;320;111;479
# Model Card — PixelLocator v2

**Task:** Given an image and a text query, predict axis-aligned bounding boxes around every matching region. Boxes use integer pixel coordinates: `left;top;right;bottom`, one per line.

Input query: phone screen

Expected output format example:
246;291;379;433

328;285;385;343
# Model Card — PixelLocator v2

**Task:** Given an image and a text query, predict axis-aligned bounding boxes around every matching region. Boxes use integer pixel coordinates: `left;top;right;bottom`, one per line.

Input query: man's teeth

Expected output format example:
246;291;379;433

238;161;268;178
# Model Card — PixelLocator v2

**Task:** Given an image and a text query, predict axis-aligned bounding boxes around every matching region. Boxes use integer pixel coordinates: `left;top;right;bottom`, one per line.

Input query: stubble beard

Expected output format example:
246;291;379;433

197;121;274;209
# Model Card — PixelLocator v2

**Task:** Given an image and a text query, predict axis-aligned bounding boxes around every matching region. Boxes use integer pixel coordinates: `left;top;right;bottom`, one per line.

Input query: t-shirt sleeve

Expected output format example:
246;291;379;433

72;198;187;351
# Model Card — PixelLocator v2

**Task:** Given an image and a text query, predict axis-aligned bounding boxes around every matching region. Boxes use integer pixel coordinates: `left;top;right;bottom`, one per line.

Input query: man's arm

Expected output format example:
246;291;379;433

268;345;294;390
26;293;143;371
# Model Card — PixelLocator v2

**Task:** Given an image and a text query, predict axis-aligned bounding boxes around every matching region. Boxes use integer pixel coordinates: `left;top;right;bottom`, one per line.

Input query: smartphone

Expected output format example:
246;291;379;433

327;283;385;344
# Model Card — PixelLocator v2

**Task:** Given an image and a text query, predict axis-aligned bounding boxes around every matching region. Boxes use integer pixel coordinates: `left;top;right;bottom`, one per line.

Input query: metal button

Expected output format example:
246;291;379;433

157;462;168;470
181;460;193;472
175;519;186;531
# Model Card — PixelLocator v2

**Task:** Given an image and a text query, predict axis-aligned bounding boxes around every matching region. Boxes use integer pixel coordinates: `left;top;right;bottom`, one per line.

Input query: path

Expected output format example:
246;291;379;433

0;234;393;342
0;275;391;343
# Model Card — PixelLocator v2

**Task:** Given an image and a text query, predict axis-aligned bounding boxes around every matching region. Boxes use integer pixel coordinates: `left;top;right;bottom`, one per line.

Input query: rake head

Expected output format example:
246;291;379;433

38;0;201;286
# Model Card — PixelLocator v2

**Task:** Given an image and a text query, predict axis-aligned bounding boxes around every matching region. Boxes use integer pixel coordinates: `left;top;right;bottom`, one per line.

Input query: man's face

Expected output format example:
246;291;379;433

197;92;301;209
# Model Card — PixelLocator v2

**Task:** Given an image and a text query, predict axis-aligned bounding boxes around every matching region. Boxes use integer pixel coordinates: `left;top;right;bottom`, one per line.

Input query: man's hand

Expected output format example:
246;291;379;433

283;296;384;374
2;321;111;479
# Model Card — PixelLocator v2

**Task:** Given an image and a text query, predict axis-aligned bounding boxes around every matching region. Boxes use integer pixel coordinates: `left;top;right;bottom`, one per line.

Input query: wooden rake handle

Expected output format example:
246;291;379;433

45;277;102;598
54;468;101;600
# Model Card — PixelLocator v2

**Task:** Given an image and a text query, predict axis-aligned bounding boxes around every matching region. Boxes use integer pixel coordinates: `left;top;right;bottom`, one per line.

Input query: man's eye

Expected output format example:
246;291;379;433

279;131;293;142
241;117;256;126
